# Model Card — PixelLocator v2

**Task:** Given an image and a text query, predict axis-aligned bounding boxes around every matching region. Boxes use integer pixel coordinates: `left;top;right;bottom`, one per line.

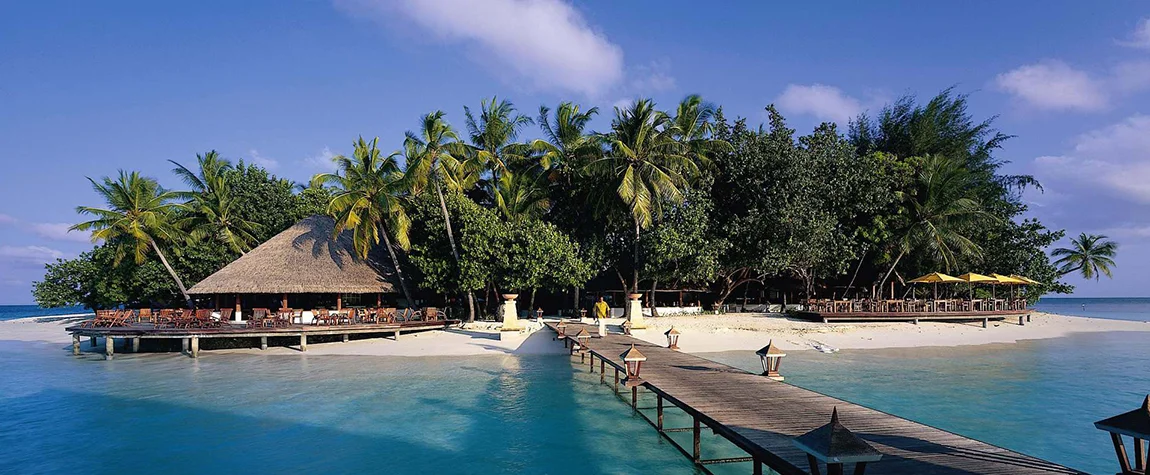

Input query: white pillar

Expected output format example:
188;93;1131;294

500;294;522;332
626;293;646;329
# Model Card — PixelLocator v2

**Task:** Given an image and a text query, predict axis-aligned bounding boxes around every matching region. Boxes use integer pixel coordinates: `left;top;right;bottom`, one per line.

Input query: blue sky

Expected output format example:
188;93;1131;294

2;1;1148;303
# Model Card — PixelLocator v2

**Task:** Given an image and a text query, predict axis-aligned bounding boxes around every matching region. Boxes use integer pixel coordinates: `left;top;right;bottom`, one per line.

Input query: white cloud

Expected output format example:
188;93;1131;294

629;61;676;94
1034;115;1150;204
994;60;1108;111
1099;225;1150;240
0;214;15;225
303;147;337;173
28;222;91;243
1111;60;1150;93
248;149;279;170
340;0;624;97
0;245;65;266
774;84;862;124
1117;18;1150;49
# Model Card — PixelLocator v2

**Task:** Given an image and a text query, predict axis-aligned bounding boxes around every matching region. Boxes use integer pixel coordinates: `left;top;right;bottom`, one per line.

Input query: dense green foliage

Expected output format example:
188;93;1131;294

37;90;1102;311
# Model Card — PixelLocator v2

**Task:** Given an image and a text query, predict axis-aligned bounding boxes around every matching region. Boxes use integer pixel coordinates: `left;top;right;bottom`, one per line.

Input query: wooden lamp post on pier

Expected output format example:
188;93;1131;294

793;408;883;475
1094;395;1150;475
664;326;680;350
755;340;786;381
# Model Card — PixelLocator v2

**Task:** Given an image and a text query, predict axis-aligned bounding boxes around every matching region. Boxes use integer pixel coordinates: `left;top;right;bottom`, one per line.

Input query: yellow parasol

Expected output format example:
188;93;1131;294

909;272;964;300
991;273;1027;301
957;273;996;300
1010;275;1042;285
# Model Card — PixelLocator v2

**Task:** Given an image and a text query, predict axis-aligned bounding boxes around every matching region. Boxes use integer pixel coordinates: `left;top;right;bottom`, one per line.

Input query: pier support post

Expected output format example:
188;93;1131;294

600;360;605;383
580;352;585;363
131;337;140;353
982;318;989;328
753;457;762;475
657;395;664;431
631;386;638;410
614;368;619;393
1027;314;1031;322
182;338;189;354
912;318;919;325
300;334;308;352
260;336;268;350
589;354;594;372
1019;315;1025;326
342;334;349;343
1135;437;1145;472
105;337;114;360
72;334;80;355
90;336;97;347
190;336;199;358
692;416;701;463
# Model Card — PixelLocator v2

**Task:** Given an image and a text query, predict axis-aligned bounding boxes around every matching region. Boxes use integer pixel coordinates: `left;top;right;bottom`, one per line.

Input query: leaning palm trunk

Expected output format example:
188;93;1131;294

380;224;416;307
844;245;867;299
150;238;191;307
632;219;641;293
876;249;906;300
436;182;476;322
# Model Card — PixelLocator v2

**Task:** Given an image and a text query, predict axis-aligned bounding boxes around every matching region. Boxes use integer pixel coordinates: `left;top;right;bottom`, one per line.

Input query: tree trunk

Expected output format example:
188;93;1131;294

572;286;579;316
529;288;537;315
632;219;641;294
649;279;660;317
150;238;191;307
381;223;416;307
845;245;867;299
436;182;476;322
877;249;906;300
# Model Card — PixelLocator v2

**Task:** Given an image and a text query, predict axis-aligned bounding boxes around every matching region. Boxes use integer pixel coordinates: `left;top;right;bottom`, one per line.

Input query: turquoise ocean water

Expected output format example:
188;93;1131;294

0;304;89;321
2;301;1148;474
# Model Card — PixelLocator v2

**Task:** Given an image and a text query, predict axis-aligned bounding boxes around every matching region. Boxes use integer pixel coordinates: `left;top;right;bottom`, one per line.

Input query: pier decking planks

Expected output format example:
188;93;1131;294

551;322;1083;475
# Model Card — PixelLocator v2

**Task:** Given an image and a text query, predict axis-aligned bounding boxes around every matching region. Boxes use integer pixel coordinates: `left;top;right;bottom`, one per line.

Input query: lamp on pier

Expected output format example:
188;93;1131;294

664;326;681;350
1094;395;1150;475
555;321;567;338
793;408;882;475
755;340;787;381
575;328;591;352
621;320;633;336
620;344;647;388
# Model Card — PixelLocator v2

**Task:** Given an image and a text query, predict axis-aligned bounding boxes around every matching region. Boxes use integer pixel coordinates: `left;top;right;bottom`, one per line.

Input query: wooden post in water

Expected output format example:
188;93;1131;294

631;386;638;409
72;334;80;355
614;368;619;393
692;416;701;463
300;334;308;352
131;337;140;353
983;318;989;328
190;336;200;358
600;360;605;383
105;337;114;360
89;335;96;347
182;338;189;354
753;456;762;475
260;336;268;350
589;354;594;372
657;394;664;431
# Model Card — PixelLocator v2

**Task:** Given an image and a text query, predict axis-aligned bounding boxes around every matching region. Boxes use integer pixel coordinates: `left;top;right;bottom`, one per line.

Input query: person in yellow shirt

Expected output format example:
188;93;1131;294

593;296;610;323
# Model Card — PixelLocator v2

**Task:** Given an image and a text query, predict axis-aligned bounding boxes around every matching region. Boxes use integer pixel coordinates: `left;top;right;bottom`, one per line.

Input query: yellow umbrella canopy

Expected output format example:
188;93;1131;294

909;272;964;283
1011;275;1042;285
990;274;1027;285
956;273;996;283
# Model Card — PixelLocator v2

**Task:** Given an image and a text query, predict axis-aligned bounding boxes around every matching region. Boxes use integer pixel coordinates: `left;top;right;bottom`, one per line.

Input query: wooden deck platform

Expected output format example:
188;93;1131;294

549;322;1082;475
796;309;1029;324
66;320;460;359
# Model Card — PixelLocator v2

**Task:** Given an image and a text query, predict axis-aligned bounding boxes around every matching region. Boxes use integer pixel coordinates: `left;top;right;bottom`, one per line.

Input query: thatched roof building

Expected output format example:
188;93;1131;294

188;215;396;295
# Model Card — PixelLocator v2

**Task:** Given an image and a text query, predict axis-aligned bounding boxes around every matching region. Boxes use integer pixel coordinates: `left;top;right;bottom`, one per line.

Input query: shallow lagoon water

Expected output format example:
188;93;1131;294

0;339;705;475
3;328;1149;474
708;331;1150;475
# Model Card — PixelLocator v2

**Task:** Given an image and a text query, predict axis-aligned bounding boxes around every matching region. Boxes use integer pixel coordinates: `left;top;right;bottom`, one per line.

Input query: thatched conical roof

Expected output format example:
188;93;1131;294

188;215;396;294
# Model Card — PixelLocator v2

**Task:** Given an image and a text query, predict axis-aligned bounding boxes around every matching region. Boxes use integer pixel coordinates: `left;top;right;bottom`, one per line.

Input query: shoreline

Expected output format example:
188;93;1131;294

1;311;1147;357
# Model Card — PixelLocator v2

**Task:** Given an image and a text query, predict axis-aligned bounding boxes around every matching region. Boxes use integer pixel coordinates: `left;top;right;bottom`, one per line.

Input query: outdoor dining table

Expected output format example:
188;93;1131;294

832;300;852;313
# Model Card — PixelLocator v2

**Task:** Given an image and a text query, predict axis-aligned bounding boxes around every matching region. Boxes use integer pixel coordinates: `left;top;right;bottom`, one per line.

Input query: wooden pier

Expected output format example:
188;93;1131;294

66;320;460;359
549;322;1083;475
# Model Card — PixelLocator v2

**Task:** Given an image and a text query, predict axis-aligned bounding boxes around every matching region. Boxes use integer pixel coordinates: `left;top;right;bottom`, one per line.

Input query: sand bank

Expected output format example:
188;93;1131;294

1;311;1146;357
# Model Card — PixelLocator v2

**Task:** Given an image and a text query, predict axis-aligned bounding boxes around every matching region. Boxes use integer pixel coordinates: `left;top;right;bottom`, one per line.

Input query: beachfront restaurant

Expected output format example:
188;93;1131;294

187;215;398;323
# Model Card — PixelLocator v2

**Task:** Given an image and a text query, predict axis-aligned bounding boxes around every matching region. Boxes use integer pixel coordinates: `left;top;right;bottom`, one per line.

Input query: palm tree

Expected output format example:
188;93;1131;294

403;111;477;321
170;152;261;254
464;97;533;183
533;102;602;182
669;94;730;168
1053;233;1118;280
71;171;192;306
494;171;550;223
586;99;701;293
312;137;417;305
877;154;987;293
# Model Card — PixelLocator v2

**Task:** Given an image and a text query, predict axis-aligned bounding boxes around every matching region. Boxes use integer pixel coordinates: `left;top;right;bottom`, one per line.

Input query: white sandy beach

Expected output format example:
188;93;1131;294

2;311;1147;357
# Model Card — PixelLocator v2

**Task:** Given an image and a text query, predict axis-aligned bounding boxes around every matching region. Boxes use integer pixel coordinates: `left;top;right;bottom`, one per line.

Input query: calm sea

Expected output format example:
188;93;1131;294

2;300;1148;474
0;304;89;321
1034;297;1150;322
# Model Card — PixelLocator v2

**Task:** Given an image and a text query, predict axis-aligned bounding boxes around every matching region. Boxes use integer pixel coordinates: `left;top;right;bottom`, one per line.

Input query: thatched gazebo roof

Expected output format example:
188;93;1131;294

188;215;396;295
